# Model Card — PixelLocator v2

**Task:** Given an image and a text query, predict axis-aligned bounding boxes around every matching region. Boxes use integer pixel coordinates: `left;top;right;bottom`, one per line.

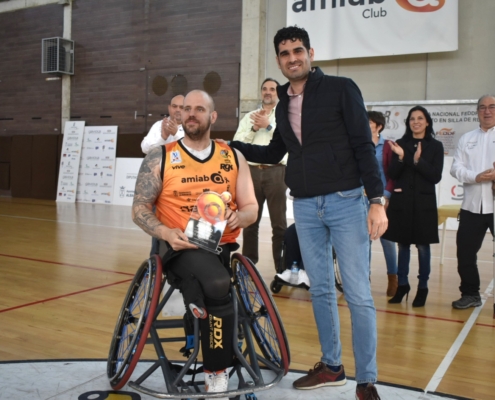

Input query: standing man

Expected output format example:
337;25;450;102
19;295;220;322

233;78;287;271
132;90;258;398
450;95;495;309
141;94;185;154
230;26;386;400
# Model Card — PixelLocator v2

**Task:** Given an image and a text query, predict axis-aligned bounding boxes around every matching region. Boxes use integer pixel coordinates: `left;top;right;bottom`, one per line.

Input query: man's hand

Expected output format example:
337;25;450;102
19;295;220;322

162;227;198;251
161;117;179;140
475;161;495;183
249;110;270;132
367;204;388;240
225;208;240;230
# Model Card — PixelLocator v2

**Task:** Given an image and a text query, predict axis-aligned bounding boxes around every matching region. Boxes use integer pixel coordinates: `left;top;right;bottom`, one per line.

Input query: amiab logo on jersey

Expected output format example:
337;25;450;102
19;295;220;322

396;0;445;12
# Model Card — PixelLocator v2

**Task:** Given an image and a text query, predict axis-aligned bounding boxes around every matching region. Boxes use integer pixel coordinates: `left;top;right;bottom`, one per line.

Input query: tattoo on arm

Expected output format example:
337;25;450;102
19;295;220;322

132;147;165;238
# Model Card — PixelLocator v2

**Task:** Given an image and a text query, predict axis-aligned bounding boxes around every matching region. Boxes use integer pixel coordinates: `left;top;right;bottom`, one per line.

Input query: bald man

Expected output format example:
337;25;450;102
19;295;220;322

141;94;185;154
133;90;258;399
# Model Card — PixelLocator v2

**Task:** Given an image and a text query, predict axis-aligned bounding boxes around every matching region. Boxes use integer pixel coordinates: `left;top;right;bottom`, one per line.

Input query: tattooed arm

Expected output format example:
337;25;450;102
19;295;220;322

132;146;197;251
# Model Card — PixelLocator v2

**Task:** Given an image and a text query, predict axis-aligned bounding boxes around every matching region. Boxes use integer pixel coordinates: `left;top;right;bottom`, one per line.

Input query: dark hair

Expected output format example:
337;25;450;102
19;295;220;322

403;106;434;139
367;111;386;134
261;78;280;90
274;26;311;55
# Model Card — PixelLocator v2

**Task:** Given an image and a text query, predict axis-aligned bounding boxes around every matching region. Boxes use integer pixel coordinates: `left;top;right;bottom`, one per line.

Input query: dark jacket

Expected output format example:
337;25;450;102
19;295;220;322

231;67;383;199
382;135;444;244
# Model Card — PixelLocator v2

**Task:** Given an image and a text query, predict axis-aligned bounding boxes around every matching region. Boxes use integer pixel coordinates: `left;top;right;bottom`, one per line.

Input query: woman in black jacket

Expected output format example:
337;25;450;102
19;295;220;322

383;106;444;307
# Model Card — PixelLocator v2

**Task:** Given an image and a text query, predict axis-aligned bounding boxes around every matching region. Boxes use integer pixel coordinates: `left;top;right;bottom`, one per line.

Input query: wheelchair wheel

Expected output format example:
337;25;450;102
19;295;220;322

333;248;343;293
270;279;282;294
232;253;290;375
107;255;162;389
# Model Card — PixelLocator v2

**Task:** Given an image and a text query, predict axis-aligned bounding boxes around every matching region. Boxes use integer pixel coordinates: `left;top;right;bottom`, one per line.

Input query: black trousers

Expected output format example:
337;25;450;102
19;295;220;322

164;245;235;372
456;209;494;296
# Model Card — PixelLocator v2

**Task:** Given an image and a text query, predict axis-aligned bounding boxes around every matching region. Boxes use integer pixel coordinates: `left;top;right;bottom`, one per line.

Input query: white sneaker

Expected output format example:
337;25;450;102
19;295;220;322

204;368;229;399
275;269;292;284
298;269;311;288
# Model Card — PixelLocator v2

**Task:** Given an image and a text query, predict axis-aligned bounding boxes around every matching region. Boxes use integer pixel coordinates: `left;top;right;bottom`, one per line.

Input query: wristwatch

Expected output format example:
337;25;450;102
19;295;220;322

369;196;386;206
266;124;273;131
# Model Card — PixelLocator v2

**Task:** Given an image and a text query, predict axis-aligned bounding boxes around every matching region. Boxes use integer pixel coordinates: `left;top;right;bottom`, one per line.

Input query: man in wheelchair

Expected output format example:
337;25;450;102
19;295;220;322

132;90;258;398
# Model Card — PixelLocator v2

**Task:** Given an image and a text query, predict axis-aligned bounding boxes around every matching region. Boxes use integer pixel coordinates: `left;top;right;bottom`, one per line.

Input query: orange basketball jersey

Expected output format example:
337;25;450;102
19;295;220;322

155;139;240;244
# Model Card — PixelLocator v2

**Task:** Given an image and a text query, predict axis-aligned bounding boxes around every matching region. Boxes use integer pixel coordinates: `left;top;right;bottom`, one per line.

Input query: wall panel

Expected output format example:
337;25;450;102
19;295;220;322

0;4;63;136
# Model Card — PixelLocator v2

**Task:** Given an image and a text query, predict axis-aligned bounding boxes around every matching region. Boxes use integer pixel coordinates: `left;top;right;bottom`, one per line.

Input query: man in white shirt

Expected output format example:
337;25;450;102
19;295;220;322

141;94;185;154
450;95;495;309
233;78;287;272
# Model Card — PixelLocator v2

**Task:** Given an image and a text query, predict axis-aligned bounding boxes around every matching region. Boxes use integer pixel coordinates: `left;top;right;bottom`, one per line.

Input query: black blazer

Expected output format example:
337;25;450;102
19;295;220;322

231;67;383;199
382;135;444;244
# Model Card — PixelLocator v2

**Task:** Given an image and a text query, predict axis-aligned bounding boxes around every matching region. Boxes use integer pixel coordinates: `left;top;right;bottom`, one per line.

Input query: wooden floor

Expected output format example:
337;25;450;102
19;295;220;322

0;197;494;399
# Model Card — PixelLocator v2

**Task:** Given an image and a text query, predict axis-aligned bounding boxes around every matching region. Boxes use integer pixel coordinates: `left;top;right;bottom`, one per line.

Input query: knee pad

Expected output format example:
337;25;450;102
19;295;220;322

200;302;235;372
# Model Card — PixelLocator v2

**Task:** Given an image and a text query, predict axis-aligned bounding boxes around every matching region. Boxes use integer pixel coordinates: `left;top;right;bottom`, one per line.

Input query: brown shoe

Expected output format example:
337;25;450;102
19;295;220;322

386;274;398;297
356;383;381;400
293;362;346;389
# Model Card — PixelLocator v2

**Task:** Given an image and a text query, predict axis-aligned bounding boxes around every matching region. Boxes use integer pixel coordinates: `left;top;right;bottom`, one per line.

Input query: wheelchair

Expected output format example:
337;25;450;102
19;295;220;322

270;240;343;295
107;251;290;399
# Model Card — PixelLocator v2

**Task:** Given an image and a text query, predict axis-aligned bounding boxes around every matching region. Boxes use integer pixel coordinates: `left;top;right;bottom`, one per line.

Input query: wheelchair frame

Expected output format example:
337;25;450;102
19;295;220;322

107;253;290;399
270;242;343;294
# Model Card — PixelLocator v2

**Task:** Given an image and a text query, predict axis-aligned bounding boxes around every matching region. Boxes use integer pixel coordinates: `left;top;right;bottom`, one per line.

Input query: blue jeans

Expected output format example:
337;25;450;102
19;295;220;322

293;187;377;384
378;237;398;275
397;243;431;289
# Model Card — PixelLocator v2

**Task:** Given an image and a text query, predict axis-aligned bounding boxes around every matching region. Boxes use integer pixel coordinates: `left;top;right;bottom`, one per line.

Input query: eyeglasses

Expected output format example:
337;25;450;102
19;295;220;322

478;105;495;112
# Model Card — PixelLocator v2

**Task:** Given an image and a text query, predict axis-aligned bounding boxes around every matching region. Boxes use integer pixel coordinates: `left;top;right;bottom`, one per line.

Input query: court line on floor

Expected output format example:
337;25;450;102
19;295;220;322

0;213;140;230
272;293;465;324
0;279;133;314
0;253;135;276
424;278;494;394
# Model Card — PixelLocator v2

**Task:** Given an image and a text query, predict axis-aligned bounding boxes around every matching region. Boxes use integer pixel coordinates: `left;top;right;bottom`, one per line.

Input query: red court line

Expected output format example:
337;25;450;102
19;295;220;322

273;293;465;324
0;279;133;314
475;322;495;328
0;253;135;276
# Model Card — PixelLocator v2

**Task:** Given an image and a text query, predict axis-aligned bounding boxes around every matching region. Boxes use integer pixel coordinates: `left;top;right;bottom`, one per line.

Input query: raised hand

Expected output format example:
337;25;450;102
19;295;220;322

414;142;422;164
388;140;404;160
161;117;179;140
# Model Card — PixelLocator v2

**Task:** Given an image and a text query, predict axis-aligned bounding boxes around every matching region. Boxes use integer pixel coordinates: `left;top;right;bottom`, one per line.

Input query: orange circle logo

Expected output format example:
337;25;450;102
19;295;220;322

396;0;445;12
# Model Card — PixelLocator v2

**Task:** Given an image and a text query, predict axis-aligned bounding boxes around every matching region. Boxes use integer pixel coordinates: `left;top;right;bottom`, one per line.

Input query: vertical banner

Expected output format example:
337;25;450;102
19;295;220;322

112;158;144;206
56;121;85;203
287;0;458;60
76;126;118;204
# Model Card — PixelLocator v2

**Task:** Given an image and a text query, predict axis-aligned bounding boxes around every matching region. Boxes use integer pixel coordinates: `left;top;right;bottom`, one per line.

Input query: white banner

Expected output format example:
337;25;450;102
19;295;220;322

76;126;118;204
112;158;144;206
371;104;479;156
56;121;85;203
287;0;458;60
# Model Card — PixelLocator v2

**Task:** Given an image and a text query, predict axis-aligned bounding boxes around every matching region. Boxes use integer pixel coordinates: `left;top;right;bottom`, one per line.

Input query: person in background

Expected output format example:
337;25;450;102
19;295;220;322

367;111;398;297
450;94;495;309
233;78;287;271
141;94;185;154
383;106;444;307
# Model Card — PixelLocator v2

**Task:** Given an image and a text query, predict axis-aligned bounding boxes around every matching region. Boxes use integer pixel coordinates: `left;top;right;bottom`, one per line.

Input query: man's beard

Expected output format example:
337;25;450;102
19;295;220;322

183;118;211;141
262;96;275;106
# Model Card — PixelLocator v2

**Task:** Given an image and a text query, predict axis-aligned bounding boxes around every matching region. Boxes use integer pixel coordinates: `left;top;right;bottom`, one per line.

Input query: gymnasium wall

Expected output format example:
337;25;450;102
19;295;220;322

0;0;242;198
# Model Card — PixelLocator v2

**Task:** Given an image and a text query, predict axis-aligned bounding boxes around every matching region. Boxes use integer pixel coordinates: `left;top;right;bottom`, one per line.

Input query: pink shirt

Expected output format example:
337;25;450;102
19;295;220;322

288;85;304;144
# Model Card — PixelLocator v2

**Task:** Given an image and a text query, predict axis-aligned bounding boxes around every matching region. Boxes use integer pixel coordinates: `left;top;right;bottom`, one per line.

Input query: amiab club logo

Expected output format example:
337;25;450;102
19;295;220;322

396;0;445;12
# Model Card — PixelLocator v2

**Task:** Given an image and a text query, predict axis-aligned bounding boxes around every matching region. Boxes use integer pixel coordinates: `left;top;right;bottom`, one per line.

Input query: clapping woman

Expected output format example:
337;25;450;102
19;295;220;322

383;106;444;307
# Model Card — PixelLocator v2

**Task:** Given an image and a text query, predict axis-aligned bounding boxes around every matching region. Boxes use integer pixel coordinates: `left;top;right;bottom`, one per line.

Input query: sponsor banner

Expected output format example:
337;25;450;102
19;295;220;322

76;126;118;205
112;158;144;206
56;121;86;203
287;0;458;60
371;104;478;230
371;104;479;157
